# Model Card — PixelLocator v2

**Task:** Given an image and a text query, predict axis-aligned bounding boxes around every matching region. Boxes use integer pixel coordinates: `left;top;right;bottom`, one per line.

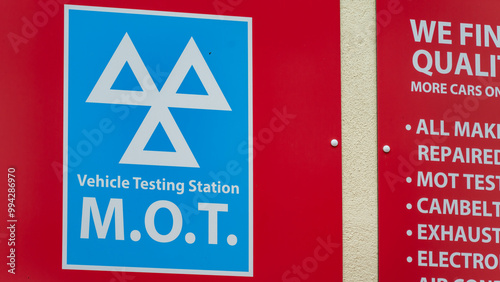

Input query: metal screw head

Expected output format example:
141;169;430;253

331;139;339;147
383;145;390;153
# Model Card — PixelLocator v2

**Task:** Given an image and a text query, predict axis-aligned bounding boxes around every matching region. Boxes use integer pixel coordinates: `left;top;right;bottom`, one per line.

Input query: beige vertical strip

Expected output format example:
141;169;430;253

341;0;378;281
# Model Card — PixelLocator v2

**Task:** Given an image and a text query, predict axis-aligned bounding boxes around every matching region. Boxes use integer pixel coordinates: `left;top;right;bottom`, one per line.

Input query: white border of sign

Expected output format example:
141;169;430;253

63;4;253;277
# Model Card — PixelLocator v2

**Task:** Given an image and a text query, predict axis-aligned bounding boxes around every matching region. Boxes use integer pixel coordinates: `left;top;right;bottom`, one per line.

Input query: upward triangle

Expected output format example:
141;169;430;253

176;66;209;95
160;37;231;111
144;123;176;152
110;62;142;91
87;33;157;106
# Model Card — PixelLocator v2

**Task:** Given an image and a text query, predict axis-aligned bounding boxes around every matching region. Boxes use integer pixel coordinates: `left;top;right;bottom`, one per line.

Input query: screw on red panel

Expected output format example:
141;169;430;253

330;139;339;147
383;145;390;153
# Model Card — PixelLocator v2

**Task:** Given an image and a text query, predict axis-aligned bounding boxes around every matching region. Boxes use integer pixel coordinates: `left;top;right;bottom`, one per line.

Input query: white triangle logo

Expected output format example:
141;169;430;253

86;33;231;167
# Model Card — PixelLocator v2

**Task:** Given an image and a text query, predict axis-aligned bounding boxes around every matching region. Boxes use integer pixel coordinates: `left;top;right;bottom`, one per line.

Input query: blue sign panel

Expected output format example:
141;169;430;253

63;5;252;276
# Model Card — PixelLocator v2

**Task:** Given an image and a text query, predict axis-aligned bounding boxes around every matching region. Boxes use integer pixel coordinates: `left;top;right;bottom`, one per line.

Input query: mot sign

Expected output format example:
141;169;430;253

64;6;252;275
378;0;500;281
1;0;341;281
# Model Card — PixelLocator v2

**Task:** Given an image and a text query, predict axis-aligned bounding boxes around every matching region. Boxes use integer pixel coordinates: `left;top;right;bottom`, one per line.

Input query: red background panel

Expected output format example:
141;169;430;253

378;0;500;281
0;0;341;281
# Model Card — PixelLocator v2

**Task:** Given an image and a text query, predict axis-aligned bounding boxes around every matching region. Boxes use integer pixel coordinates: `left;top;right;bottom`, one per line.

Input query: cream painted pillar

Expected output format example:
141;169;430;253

341;1;378;281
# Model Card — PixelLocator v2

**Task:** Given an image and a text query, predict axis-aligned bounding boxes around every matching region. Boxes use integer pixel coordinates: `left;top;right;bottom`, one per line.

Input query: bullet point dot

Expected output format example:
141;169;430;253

407;256;413;263
406;124;411;131
407;230;412;236
406;203;412;210
406;177;412;183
